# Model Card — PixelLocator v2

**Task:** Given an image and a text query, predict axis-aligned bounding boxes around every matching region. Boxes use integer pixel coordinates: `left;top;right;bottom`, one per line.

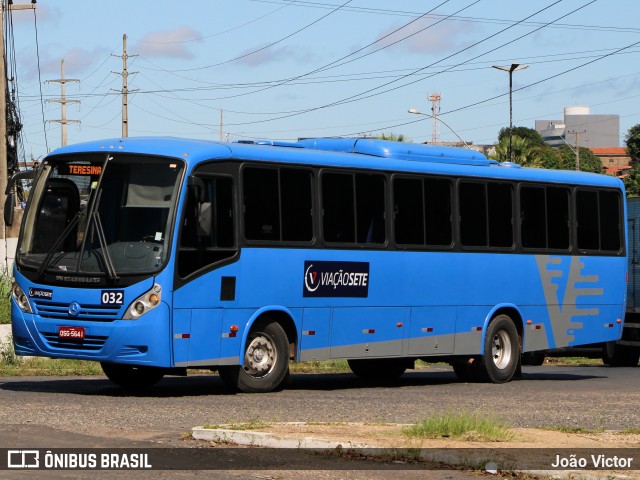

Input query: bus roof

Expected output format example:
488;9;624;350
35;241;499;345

49;136;623;189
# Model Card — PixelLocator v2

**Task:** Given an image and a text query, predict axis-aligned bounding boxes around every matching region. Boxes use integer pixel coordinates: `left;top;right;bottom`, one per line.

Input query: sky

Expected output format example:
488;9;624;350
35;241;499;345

6;0;640;162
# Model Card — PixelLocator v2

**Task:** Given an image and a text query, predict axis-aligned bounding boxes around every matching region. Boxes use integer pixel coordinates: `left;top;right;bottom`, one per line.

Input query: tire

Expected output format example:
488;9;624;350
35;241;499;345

476;314;520;383
347;358;407;382
100;362;165;389
451;359;481;382
218;320;290;393
521;351;546;366
602;342;640;367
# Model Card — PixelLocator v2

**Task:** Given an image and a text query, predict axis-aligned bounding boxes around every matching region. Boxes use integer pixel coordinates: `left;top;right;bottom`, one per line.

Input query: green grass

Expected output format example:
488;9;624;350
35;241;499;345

542;425;604;434
203;419;270;430
543;356;602;366
0;269;12;325
289;359;351;374
0;357;103;376
402;412;512;442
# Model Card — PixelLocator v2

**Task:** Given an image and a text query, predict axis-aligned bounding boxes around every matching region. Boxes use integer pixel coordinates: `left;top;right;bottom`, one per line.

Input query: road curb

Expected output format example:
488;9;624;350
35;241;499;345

192;423;636;480
192;425;373;449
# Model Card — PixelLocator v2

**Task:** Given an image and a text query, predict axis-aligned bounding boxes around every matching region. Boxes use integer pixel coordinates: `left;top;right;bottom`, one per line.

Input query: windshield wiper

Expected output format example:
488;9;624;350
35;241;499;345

74;155;119;280
91;208;118;280
37;210;83;277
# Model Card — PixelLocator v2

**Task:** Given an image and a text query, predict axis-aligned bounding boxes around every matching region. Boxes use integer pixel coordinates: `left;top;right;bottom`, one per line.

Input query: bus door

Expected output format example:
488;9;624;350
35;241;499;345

172;173;237;367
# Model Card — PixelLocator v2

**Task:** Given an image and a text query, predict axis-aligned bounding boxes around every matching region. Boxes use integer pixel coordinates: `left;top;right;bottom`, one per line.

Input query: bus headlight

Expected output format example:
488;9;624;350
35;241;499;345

12;283;33;313
123;284;162;320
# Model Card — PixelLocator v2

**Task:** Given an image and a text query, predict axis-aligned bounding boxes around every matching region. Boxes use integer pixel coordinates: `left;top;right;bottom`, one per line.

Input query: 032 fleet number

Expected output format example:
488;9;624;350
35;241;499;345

101;290;124;305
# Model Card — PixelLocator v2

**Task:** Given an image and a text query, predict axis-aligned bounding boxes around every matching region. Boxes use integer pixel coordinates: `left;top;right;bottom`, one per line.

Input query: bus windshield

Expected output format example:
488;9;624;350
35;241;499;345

17;153;184;277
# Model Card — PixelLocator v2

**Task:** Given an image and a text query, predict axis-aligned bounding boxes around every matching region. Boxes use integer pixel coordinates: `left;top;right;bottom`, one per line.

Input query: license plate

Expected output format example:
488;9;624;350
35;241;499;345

58;326;85;340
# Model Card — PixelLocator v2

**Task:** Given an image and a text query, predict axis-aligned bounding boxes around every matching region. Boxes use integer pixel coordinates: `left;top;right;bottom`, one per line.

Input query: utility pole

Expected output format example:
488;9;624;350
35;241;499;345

46;59;80;147
428;93;441;143
220;109;223;142
0;1;36;239
112;34;137;137
567;129;586;171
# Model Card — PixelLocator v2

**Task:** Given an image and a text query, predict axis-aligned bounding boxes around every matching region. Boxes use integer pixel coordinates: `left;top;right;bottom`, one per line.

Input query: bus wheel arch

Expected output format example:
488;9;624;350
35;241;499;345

219;310;296;393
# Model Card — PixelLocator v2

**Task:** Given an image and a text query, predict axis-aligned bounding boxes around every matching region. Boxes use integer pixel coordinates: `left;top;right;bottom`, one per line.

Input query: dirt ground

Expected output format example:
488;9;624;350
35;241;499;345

203;422;640;478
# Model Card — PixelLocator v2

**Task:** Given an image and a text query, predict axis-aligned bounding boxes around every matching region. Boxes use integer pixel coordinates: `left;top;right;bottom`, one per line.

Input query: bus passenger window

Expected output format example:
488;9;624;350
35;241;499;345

281;169;313;242
547;187;570;249
356;174;385;244
459;182;488;247
394;178;424;245
244;167;280;241
520;186;546;249
322;173;355;243
599;191;621;251
424;178;452;246
576;190;599;250
488;183;513;248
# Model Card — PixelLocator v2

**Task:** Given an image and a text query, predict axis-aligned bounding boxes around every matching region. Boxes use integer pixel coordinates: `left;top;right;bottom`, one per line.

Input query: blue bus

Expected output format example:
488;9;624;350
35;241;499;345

10;137;627;392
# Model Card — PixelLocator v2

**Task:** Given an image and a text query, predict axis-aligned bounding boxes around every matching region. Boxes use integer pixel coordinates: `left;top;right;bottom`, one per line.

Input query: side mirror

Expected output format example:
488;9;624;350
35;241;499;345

187;176;212;238
3;193;14;226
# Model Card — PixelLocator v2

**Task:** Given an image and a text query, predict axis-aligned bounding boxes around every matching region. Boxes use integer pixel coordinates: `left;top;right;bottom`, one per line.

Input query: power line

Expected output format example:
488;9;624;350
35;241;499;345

166;0;354;72
250;0;640;34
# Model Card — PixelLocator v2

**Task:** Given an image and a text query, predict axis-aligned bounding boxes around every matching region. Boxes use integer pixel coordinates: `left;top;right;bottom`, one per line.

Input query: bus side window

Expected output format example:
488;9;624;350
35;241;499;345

393;177;424;245
32;178;80;253
356;174;385;244
322;173;355;243
178;175;236;278
520;186;546;249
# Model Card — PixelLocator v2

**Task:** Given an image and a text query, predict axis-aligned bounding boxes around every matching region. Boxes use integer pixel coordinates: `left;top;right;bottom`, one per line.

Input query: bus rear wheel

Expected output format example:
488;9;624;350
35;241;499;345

347;358;407;382
602;342;640;367
477;314;520;383
218;320;290;393
100;362;165;389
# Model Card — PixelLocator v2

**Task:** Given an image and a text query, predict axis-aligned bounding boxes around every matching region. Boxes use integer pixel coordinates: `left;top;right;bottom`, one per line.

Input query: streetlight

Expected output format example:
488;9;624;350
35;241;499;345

407;108;471;149
492;63;528;163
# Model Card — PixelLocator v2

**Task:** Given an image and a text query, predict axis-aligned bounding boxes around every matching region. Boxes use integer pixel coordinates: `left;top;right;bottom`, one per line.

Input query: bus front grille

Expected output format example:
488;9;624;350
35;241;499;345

41;332;108;351
34;301;120;321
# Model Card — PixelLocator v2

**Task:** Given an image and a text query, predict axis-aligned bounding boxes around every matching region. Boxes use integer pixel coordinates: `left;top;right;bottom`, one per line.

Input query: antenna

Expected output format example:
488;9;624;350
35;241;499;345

428;93;441;143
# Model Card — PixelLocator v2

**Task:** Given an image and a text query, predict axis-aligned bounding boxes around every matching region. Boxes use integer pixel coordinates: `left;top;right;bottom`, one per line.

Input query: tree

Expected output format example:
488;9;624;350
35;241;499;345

625;124;640;161
497;126;545;148
493;135;535;165
376;132;408;142
556;145;602;173
529;145;563;169
623;162;640;197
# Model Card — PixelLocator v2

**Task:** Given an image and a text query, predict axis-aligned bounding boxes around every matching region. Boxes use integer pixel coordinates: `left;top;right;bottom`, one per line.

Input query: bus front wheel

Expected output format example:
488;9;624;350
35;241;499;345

100;362;165;389
477;314;520;383
218;320;290;393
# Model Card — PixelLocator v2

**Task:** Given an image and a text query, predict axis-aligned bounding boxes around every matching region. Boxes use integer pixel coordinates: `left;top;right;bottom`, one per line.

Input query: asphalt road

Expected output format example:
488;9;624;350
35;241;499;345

0;364;638;478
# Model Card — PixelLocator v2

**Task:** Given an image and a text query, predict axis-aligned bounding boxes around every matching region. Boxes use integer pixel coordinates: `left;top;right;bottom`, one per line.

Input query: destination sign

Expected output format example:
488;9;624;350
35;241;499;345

59;164;102;176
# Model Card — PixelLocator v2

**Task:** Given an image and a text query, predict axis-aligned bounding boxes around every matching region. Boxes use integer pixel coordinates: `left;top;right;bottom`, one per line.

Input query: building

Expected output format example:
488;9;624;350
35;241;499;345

535;106;619;148
590;147;632;177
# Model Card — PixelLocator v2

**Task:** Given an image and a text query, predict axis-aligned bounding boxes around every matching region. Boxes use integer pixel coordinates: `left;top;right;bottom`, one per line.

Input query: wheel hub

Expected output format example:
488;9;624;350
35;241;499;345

491;330;512;369
244;335;276;376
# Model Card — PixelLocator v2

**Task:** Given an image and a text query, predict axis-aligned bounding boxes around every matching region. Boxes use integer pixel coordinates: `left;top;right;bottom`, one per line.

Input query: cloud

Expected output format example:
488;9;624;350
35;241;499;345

133;27;202;59
21;46;109;78
235;44;319;67
374;17;476;55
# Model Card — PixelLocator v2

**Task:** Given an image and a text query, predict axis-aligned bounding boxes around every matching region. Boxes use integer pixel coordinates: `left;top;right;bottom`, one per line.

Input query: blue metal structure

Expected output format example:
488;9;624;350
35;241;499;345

10;137;628;391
